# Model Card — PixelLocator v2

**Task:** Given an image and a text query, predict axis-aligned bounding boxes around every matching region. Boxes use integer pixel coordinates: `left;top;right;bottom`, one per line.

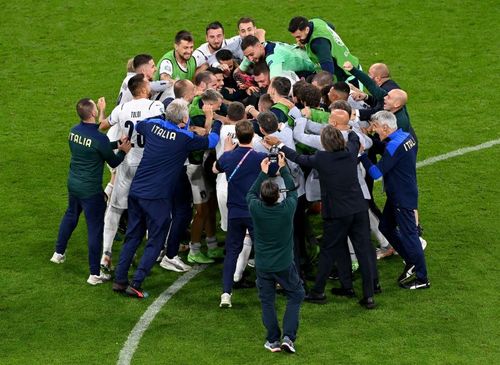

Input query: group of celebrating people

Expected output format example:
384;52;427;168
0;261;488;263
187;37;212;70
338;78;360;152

50;16;430;353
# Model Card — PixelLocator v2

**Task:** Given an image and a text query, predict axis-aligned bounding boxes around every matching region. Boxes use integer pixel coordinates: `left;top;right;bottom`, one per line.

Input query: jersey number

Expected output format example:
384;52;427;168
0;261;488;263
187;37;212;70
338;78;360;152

124;120;145;147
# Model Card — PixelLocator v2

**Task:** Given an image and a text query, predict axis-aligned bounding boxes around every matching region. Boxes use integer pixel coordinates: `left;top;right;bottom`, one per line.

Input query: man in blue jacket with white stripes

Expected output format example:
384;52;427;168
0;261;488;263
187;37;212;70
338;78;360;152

359;111;430;290
113;99;221;298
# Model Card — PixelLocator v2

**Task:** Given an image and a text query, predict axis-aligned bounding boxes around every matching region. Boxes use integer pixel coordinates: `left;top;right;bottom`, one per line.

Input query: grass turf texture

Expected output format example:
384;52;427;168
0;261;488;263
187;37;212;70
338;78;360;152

0;0;499;364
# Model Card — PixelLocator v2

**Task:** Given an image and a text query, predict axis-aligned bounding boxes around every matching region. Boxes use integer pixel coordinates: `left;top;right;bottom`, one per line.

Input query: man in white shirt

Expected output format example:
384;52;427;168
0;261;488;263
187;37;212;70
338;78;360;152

98;74;165;271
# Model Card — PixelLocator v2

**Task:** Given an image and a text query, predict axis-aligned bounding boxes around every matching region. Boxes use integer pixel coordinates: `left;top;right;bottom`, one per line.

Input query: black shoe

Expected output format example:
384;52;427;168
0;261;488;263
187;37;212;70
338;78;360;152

233;278;256;289
374;282;382;294
417;224;424;237
304;291;327;304
330;287;356;297
399;278;430;290
359;297;376;309
398;263;416;283
328;267;339;280
112;281;128;293
125;285;149;298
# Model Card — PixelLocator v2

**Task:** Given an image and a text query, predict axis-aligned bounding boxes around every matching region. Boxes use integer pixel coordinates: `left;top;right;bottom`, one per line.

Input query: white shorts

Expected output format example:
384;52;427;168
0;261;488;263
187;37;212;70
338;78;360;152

109;161;138;209
216;173;228;231
186;164;213;204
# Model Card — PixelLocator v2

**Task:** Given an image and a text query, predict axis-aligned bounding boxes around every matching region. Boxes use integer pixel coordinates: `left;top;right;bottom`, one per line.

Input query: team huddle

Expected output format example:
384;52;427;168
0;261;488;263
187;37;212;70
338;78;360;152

50;16;430;353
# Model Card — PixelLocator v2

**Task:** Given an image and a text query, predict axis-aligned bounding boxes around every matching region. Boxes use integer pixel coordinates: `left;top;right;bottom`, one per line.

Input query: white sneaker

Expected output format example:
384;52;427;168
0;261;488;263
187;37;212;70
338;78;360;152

156;249;165;262
87;272;111;285
160;255;191;272
247;259;255;268
50;252;65;264
420;237;427;250
220;293;232;308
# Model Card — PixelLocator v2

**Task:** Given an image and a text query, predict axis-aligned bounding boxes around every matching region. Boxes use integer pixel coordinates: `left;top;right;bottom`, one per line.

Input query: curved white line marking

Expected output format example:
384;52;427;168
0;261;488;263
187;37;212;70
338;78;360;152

117;265;207;365
117;138;500;365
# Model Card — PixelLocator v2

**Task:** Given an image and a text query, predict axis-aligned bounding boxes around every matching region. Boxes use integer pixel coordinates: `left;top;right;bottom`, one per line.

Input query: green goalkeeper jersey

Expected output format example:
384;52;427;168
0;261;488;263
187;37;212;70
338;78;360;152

240;41;316;79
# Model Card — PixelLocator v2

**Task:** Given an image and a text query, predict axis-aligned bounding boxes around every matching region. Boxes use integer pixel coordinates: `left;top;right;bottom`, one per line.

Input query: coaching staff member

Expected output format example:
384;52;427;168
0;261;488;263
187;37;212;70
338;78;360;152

359;111;430;290
247;153;304;354
50;98;131;285
113;99;221;298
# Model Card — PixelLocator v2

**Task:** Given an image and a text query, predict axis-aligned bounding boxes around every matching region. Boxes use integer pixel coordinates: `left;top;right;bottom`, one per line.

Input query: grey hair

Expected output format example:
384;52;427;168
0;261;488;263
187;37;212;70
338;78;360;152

371;110;397;129
165;99;189;125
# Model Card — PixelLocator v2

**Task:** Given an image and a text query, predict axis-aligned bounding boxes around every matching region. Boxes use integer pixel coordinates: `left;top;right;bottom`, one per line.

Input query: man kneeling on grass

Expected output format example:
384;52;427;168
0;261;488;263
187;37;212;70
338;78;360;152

247;153;305;354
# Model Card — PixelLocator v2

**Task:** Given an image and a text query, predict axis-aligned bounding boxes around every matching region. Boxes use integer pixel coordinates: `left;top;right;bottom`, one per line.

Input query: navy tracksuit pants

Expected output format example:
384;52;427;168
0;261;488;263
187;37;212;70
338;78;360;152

55;192;106;276
114;196;172;287
379;199;428;281
165;168;192;259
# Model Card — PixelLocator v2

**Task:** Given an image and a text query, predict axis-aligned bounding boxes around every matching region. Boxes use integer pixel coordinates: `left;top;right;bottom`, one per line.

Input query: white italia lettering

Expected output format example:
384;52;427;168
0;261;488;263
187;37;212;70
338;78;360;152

403;138;416;151
69;132;92;147
151;124;177;140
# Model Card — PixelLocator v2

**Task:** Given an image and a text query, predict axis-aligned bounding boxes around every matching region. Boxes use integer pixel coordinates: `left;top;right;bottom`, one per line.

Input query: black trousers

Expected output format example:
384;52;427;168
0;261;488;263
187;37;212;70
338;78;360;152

312;210;376;298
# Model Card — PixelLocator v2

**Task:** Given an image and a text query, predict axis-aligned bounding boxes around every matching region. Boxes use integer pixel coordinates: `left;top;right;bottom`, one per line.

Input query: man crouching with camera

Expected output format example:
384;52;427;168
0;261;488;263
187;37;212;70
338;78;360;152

246;153;305;354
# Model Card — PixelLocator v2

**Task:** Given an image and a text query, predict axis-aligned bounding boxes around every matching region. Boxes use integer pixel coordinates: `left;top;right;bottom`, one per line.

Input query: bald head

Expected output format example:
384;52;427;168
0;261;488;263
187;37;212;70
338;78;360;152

328;108;350;127
384;89;408;112
368;63;390;86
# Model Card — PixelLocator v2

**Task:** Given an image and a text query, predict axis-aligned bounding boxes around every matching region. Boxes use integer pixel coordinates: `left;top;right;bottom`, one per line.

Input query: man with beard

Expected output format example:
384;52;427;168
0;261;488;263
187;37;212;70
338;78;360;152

155;30;197;83
193;21;241;70
288;17;360;85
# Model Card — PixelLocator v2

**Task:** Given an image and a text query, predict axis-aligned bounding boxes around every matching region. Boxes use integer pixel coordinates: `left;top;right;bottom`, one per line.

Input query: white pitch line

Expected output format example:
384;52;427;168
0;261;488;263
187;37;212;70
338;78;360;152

117;264;207;365
416;138;500;168
117;137;500;365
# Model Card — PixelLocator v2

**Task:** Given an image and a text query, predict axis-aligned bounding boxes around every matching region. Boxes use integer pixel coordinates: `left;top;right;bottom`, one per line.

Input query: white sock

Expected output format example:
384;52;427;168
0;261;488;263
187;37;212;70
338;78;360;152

103;205;124;255
206;236;218;249
234;235;252;282
189;242;201;255
369;209;390;248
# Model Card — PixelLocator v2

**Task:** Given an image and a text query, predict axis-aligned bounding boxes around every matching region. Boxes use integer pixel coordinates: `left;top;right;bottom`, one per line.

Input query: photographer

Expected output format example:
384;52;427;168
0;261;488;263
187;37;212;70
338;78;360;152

247;153;304;354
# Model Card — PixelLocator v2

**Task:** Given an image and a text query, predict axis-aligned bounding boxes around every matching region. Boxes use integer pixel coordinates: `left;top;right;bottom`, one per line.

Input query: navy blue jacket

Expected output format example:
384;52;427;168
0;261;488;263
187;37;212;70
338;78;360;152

360;129;418;209
130;118;221;199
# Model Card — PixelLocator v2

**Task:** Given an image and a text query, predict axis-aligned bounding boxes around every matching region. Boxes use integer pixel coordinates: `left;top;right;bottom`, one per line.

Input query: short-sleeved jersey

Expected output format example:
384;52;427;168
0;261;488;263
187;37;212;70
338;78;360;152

108;98;164;166
155;50;196;81
193;36;243;68
116;73;135;106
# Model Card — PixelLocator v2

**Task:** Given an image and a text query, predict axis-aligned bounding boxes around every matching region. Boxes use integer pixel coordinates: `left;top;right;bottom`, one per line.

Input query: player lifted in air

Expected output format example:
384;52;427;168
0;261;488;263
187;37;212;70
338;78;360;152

240;36;316;86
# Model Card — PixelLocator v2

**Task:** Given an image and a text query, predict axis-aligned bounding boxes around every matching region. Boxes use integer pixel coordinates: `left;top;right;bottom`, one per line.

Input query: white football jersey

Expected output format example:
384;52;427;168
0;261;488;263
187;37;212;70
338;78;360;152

215;124;237;159
192;36;243;68
116;73;135;106
108;98;164;166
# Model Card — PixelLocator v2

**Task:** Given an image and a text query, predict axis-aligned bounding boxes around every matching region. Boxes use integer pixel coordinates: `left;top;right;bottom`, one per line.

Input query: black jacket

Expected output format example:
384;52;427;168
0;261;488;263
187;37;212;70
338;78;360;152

281;132;367;219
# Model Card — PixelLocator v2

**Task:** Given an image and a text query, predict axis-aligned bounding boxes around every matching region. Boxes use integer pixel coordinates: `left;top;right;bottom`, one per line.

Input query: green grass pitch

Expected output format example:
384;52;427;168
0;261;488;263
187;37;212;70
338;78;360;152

0;1;499;364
